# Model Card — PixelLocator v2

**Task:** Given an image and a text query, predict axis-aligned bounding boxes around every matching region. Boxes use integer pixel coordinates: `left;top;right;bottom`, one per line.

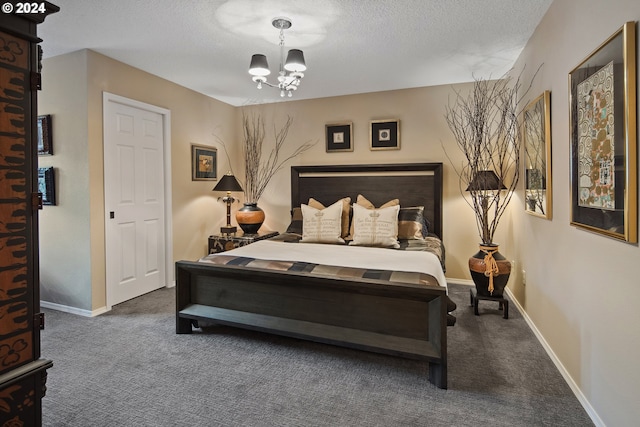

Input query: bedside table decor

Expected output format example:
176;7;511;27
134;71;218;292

208;230;279;254
212;172;244;234
236;202;265;234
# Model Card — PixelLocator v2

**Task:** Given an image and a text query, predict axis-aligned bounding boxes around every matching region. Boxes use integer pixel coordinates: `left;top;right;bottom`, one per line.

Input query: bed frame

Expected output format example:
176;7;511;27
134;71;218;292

176;163;449;388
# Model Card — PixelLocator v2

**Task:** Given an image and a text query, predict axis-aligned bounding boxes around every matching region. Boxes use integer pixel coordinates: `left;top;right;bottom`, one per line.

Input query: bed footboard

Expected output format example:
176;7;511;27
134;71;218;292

175;260;448;389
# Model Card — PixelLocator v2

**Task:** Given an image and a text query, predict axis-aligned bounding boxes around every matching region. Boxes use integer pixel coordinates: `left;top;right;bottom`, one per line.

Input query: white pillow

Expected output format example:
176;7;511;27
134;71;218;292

300;200;345;244
349;203;400;248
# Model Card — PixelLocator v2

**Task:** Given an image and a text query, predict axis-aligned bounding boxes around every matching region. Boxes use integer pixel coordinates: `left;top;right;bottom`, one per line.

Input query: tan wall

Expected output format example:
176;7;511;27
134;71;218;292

236;88;501;281
38;50;91;310
39;50;238;312
510;1;640;425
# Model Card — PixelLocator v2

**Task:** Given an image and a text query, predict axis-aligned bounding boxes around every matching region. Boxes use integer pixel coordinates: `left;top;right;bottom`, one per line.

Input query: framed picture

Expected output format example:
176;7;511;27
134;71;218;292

191;144;217;181
38;167;56;206
370;119;400;150
523;91;552;219
325;122;353;152
569;21;637;243
37;114;53;155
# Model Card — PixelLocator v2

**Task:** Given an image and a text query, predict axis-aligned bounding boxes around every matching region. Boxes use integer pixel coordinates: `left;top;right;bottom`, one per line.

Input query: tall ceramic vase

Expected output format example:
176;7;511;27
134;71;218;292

236;202;265;234
468;244;511;297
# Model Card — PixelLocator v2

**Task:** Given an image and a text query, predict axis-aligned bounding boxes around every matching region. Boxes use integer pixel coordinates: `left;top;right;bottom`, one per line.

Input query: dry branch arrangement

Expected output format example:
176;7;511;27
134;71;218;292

444;74;526;245
217;111;315;203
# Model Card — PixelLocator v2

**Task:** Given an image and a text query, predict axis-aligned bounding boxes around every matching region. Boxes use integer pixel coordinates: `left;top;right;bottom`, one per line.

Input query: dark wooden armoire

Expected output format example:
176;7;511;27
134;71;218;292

0;3;59;426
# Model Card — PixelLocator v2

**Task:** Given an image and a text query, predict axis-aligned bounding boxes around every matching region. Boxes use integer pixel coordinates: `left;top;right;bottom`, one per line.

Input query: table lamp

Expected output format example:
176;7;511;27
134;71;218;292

466;169;506;239
212;172;243;234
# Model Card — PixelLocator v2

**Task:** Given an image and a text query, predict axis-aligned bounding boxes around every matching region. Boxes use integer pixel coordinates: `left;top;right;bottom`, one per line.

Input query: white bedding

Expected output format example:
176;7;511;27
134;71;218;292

208;239;447;290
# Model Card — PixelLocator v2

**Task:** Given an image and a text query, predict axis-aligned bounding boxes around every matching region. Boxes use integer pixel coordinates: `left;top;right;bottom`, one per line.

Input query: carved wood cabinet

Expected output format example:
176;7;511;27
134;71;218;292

0;3;58;425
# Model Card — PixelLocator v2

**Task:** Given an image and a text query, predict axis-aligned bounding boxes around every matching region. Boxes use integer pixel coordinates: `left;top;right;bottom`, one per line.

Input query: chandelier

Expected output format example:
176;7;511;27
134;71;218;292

248;17;306;98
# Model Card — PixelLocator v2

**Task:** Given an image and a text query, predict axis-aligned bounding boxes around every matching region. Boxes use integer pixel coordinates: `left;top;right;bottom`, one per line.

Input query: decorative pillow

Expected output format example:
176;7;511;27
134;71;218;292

285;207;303;235
349;203;400;248
398;206;426;240
300;200;345;244
308;197;351;238
355;194;399;209
349;194;400;238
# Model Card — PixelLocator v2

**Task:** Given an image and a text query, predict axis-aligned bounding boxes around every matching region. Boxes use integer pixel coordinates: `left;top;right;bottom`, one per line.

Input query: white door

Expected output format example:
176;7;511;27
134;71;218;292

104;95;167;306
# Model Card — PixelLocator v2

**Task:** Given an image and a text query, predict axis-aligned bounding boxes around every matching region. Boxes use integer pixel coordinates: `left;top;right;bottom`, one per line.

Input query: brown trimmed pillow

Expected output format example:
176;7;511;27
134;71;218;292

308;197;351;238
300;200;345;244
348;194;399;238
349;203;400;248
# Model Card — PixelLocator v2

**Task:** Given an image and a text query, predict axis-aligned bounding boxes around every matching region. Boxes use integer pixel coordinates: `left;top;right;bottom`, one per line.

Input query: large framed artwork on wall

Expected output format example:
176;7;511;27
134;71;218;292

569;21;637;243
523;91;552;219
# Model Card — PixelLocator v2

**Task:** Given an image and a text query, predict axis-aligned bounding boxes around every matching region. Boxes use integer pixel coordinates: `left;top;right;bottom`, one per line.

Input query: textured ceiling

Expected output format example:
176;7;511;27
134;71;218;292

38;0;552;106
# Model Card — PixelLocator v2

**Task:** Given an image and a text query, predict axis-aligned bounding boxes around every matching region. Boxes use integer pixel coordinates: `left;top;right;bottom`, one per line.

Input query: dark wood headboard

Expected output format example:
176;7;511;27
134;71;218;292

291;163;443;238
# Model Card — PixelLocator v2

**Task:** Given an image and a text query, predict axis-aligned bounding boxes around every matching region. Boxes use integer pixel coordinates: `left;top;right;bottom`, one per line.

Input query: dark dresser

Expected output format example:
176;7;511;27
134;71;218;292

0;3;58;425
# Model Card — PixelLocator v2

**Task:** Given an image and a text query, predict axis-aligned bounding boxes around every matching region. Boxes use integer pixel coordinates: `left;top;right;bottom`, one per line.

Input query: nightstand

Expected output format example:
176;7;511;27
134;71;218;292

208;230;279;254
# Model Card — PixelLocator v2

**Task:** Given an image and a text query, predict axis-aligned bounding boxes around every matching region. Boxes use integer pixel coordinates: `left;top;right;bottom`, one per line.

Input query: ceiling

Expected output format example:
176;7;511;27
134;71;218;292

38;0;552;106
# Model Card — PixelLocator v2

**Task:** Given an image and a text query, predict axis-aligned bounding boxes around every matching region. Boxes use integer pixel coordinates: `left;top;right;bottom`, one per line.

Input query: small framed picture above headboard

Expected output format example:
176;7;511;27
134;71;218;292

370;119;400;150
326;122;353;152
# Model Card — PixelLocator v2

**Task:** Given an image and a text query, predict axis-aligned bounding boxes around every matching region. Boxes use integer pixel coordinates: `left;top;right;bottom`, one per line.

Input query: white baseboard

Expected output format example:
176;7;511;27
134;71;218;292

40;301;109;317
503;288;605;427
41;283;174;317
445;277;604;426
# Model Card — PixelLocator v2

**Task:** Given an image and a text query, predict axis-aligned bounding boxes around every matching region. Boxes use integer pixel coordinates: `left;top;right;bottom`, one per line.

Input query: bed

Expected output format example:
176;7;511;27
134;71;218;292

175;163;451;388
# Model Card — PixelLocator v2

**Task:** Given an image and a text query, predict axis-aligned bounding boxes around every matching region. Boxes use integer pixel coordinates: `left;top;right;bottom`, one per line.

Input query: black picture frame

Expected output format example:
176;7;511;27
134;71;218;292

370;119;400;150
191;144;217;181
38;167;56;206
568;21;637;243
325;122;353;152
37;114;53;155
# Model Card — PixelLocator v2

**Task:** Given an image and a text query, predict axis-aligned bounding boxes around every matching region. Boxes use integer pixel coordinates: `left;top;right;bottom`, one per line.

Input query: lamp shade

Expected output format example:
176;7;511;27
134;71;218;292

213;173;243;192
284;49;306;72
466;170;506;191
249;54;271;76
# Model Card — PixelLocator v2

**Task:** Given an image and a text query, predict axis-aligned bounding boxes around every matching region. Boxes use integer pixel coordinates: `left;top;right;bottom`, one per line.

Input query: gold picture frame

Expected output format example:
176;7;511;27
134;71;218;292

523;91;552;219
370;119;400;150
191;144;217;181
568;21;637;243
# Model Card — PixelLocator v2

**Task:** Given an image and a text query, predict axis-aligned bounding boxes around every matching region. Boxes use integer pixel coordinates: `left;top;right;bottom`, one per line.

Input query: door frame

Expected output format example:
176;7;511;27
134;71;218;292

103;92;173;310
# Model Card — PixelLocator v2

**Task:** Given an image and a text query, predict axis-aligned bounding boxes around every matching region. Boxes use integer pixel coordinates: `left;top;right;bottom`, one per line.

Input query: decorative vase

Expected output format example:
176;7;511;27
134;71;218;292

468;244;511;297
236;202;265;234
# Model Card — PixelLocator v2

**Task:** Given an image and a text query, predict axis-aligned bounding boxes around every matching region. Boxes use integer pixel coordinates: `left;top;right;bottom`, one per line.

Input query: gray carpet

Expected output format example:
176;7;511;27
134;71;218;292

41;283;593;426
